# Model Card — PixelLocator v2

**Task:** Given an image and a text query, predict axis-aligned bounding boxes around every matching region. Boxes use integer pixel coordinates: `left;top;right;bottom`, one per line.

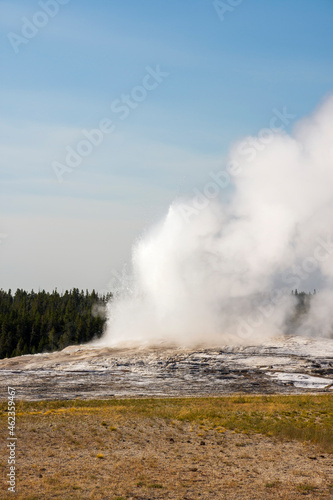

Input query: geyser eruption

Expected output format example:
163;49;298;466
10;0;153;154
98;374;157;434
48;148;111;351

104;96;333;346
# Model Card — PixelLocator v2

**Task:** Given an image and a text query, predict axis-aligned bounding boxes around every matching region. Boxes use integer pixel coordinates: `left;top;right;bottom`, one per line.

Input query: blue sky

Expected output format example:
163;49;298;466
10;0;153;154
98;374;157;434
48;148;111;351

1;0;333;291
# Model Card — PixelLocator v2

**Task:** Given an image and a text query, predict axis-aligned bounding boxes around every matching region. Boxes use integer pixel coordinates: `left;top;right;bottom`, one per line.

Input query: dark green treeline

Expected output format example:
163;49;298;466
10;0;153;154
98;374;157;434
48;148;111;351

0;288;111;359
0;288;318;359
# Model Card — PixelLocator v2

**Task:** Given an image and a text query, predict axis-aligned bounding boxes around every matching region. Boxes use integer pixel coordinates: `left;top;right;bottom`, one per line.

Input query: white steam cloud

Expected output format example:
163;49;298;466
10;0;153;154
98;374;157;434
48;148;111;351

103;95;333;346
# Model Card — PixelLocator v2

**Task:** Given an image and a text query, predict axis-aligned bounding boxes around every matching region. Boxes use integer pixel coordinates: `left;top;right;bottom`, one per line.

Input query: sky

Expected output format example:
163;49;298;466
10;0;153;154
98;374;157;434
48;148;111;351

1;0;333;293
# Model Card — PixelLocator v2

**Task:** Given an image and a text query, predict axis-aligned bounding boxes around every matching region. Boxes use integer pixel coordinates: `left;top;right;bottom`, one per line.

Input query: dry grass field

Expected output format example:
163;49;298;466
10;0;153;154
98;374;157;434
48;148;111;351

1;395;333;499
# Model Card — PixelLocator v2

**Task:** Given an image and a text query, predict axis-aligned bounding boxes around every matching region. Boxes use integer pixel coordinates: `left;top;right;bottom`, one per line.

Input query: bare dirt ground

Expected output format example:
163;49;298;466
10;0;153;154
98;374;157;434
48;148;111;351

1;398;333;500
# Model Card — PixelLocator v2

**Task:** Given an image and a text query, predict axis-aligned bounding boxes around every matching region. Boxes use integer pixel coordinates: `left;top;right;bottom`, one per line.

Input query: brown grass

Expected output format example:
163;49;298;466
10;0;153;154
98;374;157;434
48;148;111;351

0;395;332;499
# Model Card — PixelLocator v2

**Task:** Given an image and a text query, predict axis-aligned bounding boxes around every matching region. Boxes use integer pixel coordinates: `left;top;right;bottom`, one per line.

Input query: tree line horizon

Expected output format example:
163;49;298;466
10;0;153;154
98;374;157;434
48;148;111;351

0;287;318;359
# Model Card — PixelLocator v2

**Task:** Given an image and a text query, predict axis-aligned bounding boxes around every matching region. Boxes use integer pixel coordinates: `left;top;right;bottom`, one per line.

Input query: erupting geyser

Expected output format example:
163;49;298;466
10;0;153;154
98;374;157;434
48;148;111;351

103;96;333;347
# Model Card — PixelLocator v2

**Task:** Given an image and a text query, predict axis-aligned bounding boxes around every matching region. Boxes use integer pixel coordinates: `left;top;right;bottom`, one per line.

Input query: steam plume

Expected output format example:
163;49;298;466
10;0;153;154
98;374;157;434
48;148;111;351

103;96;333;346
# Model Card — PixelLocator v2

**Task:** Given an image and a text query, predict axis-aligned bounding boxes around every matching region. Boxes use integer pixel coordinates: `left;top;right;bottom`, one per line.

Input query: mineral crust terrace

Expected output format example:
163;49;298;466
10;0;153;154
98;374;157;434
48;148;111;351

0;336;332;400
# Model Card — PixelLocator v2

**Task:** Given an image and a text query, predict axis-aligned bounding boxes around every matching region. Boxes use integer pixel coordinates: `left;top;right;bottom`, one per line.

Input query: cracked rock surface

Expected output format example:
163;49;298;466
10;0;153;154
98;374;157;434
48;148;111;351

0;336;332;400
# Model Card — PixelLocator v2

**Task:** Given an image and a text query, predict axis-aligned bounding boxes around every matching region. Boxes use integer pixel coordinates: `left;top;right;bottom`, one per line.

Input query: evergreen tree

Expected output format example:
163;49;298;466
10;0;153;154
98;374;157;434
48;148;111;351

0;288;108;358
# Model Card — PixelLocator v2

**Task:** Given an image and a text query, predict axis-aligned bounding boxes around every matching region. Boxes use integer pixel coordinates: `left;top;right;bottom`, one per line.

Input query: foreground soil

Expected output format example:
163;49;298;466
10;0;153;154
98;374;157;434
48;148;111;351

1;397;333;499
